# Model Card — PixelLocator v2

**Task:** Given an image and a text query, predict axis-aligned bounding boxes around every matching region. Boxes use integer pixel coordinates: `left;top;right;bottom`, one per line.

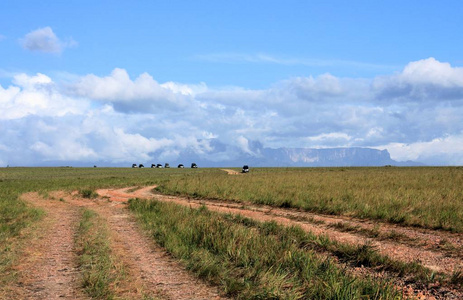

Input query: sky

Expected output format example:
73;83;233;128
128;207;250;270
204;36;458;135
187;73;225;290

1;0;463;166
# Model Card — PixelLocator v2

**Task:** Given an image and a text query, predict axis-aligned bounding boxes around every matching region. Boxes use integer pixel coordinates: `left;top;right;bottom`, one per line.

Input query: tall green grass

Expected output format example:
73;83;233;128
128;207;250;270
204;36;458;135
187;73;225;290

156;167;463;232
129;198;401;299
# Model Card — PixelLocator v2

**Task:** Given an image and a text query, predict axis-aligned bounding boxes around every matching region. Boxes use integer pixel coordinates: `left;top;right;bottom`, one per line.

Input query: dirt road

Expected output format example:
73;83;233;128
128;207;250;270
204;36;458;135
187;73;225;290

8;185;462;299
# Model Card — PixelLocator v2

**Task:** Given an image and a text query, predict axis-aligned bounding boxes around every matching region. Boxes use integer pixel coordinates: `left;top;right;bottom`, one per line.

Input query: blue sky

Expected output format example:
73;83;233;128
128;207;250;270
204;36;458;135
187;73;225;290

1;1;463;166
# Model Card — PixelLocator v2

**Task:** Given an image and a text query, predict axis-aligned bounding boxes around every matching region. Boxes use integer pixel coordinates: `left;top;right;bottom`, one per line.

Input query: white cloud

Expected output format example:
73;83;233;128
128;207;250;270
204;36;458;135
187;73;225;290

30;140;97;161
13;73;52;88
20;27;76;54
70;68;193;112
373;57;463;101
306;132;352;142
401;58;463;86
283;73;343;101
236;136;255;156
0;85;20;104
161;81;208;96
0;73;89;120
377;134;463;165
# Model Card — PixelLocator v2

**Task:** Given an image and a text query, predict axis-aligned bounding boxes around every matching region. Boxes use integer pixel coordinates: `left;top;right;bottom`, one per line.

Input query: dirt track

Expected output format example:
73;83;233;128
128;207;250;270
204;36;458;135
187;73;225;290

8;185;463;299
10;190;225;300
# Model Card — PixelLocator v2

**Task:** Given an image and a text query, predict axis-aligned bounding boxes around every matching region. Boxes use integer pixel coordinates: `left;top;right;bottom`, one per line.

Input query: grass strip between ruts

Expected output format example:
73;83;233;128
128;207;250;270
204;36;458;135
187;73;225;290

75;208;122;299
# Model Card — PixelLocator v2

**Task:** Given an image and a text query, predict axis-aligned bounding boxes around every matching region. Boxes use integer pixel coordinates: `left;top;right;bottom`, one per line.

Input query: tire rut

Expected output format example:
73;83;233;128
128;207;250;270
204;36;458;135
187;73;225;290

8;192;88;300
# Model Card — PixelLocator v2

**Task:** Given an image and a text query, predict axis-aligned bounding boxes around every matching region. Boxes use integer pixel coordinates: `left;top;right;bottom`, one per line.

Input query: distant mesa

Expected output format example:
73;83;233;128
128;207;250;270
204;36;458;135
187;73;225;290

59;143;422;168
151;141;423;167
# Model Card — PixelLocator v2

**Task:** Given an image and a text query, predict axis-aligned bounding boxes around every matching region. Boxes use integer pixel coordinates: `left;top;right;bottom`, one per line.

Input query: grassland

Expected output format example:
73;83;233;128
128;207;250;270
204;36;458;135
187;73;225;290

1;166;462;298
156;167;463;232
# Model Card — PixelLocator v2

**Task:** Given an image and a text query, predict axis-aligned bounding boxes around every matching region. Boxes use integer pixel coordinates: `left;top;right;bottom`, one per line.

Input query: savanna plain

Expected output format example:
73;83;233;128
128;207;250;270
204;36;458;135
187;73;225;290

0;167;462;299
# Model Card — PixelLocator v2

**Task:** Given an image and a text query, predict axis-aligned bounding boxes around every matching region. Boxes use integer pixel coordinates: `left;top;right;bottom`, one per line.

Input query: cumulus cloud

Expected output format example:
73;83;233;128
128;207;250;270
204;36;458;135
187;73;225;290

377;133;463;165
70;68;194;113
1;73;88;120
1;58;463;166
20;27;77;54
280;73;345;103
373;57;463;101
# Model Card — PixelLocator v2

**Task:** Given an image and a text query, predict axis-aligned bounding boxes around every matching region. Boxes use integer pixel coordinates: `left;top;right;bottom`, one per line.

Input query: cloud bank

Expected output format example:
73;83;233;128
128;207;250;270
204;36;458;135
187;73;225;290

1;58;463;166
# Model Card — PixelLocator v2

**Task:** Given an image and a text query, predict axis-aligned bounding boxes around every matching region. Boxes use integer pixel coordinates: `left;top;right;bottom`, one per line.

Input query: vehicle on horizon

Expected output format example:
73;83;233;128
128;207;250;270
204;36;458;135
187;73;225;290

178;164;184;168
156;164;163;168
132;164;138;168
242;165;249;173
191;163;198;168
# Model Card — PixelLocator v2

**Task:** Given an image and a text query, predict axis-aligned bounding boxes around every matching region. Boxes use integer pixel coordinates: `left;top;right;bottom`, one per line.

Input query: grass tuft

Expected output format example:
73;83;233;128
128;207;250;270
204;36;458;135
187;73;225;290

451;270;463;285
79;189;98;199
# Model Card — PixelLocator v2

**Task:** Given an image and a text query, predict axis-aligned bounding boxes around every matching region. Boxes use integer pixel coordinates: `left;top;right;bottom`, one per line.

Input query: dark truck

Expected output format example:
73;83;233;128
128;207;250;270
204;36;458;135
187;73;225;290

242;165;249;173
